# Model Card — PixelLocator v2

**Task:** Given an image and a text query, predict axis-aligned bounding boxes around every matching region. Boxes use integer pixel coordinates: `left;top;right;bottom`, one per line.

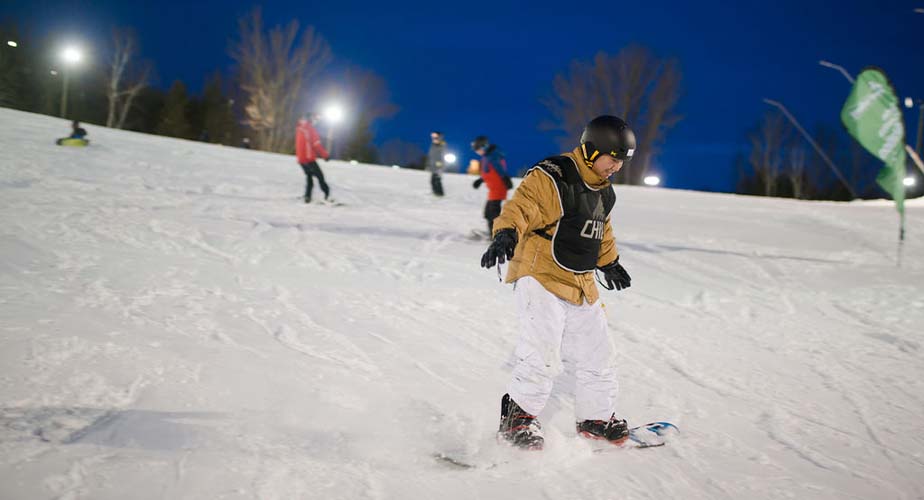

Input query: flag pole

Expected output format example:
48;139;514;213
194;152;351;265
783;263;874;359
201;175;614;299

824;63;911;266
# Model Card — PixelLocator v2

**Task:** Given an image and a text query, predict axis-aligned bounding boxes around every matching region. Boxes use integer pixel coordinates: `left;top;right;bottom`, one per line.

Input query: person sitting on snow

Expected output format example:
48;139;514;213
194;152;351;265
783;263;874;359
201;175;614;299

56;120;89;146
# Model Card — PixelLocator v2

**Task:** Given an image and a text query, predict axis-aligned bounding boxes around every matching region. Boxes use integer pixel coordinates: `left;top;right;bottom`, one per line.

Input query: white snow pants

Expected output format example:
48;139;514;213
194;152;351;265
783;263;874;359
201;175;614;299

507;276;618;421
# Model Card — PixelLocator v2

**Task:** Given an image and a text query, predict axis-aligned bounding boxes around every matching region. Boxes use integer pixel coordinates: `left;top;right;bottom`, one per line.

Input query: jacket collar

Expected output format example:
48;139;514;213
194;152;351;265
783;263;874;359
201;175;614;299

567;147;610;189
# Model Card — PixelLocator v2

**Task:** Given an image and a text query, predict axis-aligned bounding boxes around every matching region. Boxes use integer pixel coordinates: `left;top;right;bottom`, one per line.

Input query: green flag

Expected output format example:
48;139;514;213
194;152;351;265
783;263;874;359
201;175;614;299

840;68;906;215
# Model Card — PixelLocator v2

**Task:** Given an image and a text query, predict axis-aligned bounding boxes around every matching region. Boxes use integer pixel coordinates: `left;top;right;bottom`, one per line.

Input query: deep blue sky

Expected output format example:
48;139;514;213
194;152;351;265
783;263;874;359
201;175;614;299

5;0;924;191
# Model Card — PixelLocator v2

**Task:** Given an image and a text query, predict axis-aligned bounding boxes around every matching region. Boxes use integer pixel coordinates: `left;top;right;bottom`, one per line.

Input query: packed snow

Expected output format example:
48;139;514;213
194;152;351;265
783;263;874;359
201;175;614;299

2;107;924;499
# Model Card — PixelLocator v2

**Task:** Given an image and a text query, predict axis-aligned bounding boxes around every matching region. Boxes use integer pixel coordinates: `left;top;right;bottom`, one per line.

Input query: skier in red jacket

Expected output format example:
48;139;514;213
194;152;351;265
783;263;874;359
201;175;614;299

295;112;331;204
471;136;513;235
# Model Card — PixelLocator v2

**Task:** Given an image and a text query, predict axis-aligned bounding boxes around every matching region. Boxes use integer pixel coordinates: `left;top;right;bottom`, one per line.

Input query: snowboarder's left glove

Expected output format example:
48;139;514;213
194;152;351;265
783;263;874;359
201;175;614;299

472;178;484;189
481;228;517;268
598;259;631;291
503;176;514;189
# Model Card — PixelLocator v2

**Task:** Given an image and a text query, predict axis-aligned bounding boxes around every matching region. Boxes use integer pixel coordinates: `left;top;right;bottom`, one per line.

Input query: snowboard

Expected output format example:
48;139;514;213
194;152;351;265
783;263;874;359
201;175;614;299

305;198;346;207
433;421;678;469
600;421;678;451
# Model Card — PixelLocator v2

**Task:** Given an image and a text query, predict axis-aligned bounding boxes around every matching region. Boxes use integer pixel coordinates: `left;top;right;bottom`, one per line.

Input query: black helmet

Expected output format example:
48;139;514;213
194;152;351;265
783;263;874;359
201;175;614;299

471;135;489;151
580;116;636;163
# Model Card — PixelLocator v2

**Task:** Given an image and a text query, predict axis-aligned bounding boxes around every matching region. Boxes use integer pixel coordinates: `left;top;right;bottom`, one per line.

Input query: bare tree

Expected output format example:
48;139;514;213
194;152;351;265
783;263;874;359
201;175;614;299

847;138;878;197
786;144;807;199
338;67;399;161
379;139;424;168
106;28;151;129
748;111;790;197
343;67;398;124
230;9;331;153
541;45;682;184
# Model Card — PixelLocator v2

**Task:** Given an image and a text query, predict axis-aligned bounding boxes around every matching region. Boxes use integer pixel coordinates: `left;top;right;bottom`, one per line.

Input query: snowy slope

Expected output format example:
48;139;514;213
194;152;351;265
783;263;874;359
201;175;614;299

2;107;924;500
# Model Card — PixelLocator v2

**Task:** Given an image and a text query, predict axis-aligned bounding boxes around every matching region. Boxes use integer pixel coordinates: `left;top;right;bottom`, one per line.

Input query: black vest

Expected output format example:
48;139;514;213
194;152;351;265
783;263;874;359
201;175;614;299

532;156;616;273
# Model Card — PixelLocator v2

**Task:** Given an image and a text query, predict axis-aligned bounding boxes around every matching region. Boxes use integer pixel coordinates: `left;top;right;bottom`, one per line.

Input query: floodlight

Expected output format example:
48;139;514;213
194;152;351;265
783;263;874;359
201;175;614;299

61;46;82;65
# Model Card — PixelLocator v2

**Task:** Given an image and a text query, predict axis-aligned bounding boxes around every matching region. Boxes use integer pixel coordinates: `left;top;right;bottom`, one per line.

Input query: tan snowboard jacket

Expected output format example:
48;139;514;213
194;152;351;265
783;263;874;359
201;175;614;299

491;147;619;305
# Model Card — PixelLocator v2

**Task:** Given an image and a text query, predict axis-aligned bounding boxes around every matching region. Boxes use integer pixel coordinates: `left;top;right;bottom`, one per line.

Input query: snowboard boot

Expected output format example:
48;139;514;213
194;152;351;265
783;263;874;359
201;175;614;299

576;414;629;445
497;393;544;450
304;196;312;204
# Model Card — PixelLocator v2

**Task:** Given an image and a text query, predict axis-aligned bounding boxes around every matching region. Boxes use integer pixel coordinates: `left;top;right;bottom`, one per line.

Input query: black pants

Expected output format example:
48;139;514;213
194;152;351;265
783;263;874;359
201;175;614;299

484;200;503;234
300;162;330;201
430;173;444;197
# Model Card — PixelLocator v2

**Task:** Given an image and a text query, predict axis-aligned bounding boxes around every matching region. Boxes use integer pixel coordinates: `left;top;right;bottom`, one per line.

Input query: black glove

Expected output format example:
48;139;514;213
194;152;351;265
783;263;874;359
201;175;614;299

598;259;631;291
480;228;517;268
472;178;484;189
503;176;513;189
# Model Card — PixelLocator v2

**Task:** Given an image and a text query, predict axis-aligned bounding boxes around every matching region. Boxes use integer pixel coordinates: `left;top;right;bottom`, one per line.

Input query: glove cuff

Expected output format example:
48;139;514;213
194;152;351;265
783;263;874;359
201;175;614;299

494;227;518;243
598;259;619;271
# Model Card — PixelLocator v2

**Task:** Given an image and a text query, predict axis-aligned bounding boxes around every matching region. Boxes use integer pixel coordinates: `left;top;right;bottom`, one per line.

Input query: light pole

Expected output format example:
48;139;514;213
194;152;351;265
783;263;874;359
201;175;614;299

59;46;82;118
818;60;855;84
904;97;924;157
763;98;857;198
323;104;344;158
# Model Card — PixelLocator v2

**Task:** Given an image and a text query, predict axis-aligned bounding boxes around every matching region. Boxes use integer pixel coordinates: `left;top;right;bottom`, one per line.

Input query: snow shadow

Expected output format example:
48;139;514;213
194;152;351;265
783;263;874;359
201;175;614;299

262;221;461;242
620;241;846;264
0;406;222;451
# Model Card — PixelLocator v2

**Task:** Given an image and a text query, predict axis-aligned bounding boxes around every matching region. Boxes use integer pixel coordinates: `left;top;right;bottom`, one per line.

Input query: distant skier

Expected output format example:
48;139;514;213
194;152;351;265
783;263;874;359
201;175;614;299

427;131;446;197
480;115;636;450
56;120;89;146
471;136;512;235
295;112;331;204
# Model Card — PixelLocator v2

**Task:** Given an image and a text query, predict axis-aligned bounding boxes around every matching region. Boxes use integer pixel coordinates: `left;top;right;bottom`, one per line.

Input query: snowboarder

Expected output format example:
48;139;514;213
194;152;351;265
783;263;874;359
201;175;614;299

427;131;446;197
471;136;512;235
480;115;636;451
295;112;332;204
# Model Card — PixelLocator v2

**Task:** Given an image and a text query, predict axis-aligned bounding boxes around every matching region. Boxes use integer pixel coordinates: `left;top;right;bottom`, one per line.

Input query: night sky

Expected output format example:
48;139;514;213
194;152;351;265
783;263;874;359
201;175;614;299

5;0;924;192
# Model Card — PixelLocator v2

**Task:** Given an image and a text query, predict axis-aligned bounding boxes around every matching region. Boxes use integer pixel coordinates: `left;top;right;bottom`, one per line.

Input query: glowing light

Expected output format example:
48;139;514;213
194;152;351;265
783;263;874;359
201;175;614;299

904;176;916;187
906;97;915;109
643;175;661;186
50;70;58;76
61;46;82;65
324;104;344;124
6;41;17;47
444;153;457;164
